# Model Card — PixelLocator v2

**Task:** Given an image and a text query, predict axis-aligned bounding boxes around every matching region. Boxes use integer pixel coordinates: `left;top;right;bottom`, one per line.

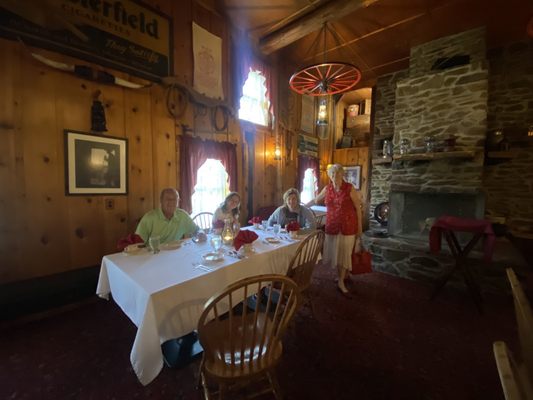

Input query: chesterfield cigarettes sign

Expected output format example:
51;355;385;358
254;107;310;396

0;0;172;80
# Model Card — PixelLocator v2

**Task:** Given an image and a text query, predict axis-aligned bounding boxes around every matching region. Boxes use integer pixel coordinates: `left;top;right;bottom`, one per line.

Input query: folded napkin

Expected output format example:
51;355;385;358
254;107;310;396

234;230;258;251
248;216;262;224
117;233;144;251
286;221;300;232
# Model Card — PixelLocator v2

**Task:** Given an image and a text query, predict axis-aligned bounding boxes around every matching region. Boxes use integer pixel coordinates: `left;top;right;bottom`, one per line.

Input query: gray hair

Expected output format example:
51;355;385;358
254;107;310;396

160;188;179;201
283;188;300;204
327;163;344;178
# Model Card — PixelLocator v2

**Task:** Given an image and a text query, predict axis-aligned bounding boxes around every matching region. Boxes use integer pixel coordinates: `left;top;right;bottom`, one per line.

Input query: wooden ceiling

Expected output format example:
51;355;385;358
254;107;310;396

215;0;532;88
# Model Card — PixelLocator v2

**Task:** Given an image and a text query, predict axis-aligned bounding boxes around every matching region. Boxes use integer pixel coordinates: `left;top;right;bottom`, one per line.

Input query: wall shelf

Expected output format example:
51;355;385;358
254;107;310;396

486;151;516;159
393;150;476;161
372;157;392;165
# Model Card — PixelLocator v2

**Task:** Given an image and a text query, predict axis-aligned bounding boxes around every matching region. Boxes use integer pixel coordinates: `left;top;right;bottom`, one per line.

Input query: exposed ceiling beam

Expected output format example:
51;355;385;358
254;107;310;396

258;0;379;55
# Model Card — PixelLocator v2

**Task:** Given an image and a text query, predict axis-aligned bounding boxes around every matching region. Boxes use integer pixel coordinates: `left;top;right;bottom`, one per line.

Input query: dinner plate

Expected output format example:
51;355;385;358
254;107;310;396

123;243;146;255
160;241;181;251
202;252;224;262
265;237;281;244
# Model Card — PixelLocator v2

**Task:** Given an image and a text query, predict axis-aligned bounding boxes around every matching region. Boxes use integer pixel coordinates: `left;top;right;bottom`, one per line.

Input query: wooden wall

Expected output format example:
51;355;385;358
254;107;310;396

0;0;286;285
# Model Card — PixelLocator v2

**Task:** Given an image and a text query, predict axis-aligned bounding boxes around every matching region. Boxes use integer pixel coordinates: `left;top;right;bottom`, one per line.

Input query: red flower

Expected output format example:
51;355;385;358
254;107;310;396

248;216;262;224
212;219;225;229
286;221;300;232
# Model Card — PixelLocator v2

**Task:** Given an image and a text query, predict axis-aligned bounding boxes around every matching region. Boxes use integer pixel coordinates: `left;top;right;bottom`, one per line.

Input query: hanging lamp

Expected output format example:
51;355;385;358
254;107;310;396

289;23;362;96
289;23;361;139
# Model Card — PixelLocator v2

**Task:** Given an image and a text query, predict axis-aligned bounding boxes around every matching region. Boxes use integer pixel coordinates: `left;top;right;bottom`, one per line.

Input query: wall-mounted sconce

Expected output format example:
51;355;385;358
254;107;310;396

273;141;282;160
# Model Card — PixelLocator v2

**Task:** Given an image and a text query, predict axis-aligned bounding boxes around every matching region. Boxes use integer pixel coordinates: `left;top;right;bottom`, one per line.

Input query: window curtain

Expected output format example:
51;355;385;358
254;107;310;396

180;135;238;213
297;155;319;193
233;41;275;117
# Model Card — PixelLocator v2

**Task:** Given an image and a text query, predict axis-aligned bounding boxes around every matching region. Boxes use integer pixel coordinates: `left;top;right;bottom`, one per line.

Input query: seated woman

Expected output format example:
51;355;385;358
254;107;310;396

213;192;241;227
267;188;317;232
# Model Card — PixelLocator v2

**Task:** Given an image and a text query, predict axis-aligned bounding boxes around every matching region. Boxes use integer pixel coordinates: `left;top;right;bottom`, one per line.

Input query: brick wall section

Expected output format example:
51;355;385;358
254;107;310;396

484;40;533;227
370;70;407;229
393;27;488;193
409;27;486;78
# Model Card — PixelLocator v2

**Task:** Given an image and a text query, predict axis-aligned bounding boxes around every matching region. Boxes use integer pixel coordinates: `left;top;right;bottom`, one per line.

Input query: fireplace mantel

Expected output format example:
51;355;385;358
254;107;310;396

393;149;477;161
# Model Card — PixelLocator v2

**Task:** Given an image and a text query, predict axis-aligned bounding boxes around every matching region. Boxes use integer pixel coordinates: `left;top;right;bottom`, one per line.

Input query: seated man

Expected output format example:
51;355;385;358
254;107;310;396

136;188;200;244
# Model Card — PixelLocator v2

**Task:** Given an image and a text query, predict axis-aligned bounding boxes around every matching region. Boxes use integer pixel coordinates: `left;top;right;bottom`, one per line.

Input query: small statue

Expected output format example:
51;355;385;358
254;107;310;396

91;99;107;132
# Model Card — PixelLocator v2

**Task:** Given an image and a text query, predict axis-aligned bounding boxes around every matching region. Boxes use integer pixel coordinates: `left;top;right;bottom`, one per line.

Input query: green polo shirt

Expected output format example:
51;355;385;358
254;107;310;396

135;208;198;244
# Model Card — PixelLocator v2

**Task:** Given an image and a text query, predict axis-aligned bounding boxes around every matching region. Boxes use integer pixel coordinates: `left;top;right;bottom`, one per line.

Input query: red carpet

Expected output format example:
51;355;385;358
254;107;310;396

0;265;521;400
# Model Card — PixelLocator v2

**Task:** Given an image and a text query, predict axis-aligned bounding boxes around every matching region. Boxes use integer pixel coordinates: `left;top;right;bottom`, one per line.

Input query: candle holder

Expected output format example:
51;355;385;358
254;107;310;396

221;219;235;245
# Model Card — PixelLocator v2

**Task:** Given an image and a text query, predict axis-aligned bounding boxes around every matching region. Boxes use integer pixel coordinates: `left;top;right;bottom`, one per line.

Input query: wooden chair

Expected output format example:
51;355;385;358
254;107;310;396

493;341;533;400
286;230;325;293
507;268;533;382
192;212;214;231
197;274;301;399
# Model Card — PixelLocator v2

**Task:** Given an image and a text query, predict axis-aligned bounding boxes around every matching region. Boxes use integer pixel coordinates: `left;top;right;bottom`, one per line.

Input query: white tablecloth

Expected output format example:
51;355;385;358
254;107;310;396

96;228;302;385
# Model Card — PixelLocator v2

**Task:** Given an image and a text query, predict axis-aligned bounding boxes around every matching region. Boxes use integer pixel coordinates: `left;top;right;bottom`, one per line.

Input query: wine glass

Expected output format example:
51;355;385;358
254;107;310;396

273;224;281;236
210;235;222;253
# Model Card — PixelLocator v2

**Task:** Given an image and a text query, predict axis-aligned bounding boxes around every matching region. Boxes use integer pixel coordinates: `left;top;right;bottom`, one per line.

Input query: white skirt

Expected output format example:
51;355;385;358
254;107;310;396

323;234;356;271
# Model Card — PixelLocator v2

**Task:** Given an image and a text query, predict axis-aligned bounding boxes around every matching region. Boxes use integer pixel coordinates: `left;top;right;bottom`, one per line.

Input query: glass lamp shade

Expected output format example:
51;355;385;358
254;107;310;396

316;97;329;140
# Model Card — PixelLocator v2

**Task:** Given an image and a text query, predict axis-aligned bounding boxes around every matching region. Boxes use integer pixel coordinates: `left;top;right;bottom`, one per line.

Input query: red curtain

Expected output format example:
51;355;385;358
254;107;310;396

179;135;238;213
297;155;319;193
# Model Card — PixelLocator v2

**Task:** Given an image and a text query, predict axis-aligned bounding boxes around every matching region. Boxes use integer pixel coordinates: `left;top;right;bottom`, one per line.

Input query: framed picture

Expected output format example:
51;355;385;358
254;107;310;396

344;165;361;190
65;130;128;195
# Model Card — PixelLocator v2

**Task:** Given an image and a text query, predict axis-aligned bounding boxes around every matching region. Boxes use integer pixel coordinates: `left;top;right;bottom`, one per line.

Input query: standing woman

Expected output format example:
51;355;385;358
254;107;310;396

306;164;363;296
213;192;241;226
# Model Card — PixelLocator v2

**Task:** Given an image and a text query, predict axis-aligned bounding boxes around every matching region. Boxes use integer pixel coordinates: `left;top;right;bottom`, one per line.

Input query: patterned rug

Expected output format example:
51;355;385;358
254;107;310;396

0;265;522;400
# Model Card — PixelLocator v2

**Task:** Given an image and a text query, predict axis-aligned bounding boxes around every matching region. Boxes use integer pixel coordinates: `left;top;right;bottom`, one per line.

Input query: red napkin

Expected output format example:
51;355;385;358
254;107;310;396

117;233;144;251
286;221;300;232
233;230;258;250
248;216;262;224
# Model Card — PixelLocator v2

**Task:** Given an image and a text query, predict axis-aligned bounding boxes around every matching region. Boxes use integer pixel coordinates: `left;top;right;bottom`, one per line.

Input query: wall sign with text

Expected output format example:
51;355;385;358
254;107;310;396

0;0;173;81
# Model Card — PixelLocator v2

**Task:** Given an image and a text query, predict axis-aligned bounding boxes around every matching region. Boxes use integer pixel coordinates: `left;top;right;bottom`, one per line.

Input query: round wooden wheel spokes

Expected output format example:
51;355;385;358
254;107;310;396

289;62;362;96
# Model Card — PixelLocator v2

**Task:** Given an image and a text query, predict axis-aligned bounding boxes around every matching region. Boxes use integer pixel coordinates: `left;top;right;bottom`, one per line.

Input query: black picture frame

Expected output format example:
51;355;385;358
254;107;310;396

65;130;128;195
344;165;361;190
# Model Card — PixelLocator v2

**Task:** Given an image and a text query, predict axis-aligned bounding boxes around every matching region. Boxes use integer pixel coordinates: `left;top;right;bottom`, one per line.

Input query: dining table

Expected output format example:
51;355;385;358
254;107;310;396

96;226;304;385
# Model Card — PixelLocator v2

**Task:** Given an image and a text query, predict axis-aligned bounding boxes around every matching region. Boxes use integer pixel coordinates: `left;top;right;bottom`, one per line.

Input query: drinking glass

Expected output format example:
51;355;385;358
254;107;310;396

210;235;222;253
149;236;160;254
273;224;281;236
261;220;268;230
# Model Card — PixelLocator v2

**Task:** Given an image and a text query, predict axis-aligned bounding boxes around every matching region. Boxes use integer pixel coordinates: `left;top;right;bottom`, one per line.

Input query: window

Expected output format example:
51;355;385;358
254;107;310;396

300;168;318;204
238;70;270;126
191;159;230;217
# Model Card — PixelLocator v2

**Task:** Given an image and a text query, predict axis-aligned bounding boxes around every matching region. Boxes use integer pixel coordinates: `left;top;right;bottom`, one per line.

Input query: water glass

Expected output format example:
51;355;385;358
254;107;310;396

261;220;268;230
273;224;281;236
210;235;222;253
149;236;160;254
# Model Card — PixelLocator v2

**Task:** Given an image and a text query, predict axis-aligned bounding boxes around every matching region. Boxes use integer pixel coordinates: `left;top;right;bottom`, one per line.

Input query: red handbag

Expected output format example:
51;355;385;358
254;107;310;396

351;249;372;274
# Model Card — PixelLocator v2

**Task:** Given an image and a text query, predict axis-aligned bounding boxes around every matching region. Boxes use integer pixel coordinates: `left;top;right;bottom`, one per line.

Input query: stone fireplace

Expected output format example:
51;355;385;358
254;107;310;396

364;27;491;285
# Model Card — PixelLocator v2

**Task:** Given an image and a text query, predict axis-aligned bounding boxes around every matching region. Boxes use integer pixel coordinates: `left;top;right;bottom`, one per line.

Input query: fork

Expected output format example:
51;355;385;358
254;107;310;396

192;262;213;272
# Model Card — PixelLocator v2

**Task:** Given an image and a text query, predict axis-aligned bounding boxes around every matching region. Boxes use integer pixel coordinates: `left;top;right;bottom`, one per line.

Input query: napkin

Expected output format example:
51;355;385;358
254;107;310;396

233;230;258;251
286;221;300;232
117;233;144;251
248;216;262;224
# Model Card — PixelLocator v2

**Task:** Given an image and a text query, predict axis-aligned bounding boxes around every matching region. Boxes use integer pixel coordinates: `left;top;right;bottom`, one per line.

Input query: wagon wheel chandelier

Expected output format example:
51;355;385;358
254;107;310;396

289;23;361;96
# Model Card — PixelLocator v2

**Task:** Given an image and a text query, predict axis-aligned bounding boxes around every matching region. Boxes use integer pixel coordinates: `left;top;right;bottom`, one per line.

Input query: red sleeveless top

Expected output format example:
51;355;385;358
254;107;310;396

325;181;357;235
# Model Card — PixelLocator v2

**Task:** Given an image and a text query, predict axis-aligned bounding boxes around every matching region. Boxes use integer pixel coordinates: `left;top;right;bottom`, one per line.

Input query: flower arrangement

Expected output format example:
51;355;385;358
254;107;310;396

286;221;300;232
248;216;262;228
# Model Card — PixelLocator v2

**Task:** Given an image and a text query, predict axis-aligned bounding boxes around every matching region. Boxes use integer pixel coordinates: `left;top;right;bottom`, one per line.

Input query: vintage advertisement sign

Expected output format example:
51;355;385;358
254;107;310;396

0;0;172;80
298;133;318;158
192;22;223;100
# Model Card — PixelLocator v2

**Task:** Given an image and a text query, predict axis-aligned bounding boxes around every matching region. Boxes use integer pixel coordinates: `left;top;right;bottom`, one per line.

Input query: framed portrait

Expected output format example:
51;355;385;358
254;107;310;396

344;165;361;190
65;130;128;195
